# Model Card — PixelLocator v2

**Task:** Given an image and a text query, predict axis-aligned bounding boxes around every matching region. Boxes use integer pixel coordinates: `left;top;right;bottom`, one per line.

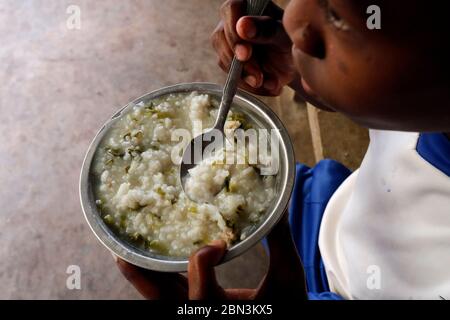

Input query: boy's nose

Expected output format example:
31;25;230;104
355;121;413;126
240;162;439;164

283;0;326;60
292;22;325;59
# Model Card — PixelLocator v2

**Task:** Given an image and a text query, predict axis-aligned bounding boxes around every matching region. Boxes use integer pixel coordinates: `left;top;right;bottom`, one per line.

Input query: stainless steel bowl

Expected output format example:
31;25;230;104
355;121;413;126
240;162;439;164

79;82;295;272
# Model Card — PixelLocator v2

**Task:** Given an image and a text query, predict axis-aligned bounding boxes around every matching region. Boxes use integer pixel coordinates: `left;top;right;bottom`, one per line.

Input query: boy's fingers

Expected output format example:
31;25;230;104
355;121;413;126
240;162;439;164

263;215;308;299
243;59;264;88
236;16;291;49
116;258;188;300
235;43;252;61
211;22;234;63
220;0;246;51
217;44;233;70
218;59;229;73
116;258;160;299
260;63;289;95
262;76;283;96
188;240;227;300
211;25;253;63
224;288;257;300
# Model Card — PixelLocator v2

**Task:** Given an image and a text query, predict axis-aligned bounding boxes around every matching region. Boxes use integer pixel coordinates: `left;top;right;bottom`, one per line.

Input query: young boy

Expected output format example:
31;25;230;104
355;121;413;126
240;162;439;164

115;0;450;299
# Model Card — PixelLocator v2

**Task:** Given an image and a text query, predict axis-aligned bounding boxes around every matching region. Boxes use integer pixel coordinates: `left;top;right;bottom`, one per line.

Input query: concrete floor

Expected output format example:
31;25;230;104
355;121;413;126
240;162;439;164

0;0;272;299
0;0;368;299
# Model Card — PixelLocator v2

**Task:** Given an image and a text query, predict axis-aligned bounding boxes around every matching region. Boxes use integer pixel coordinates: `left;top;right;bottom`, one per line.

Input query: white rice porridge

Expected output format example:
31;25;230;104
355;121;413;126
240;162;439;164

92;92;276;257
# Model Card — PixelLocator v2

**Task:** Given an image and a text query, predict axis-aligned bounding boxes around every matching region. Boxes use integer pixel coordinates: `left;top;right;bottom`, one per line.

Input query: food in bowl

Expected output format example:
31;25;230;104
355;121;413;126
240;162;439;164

92;91;276;258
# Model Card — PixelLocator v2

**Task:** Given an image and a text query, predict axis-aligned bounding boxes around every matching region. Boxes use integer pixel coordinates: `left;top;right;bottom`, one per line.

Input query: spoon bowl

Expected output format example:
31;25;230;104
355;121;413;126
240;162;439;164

179;128;224;200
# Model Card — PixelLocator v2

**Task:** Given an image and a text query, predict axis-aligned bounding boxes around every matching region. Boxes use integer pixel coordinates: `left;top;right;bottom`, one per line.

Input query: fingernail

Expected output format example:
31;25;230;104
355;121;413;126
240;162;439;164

263;79;277;91
234;44;248;61
244;75;257;88
245;20;257;39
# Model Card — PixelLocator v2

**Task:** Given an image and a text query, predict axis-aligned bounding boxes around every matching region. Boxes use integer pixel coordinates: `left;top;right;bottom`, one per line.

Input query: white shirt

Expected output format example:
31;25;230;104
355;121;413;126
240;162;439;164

319;130;450;300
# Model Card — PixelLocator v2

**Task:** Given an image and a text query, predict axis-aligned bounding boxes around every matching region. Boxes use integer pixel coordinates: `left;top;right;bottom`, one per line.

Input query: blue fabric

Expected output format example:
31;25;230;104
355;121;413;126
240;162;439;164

416;133;450;177
288;160;351;300
308;292;344;300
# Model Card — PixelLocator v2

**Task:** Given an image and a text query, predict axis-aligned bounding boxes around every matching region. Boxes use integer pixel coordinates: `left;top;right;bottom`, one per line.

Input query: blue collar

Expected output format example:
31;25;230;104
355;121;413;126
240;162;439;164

416;133;450;177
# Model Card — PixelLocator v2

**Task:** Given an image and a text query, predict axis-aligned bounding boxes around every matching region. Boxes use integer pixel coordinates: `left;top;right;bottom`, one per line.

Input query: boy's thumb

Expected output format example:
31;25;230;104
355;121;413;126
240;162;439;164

236;16;291;48
188;240;227;299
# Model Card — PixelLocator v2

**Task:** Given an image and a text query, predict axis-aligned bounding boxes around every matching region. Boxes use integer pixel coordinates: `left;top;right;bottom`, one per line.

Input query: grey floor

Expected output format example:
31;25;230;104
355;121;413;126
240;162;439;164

0;0;273;299
0;0;369;299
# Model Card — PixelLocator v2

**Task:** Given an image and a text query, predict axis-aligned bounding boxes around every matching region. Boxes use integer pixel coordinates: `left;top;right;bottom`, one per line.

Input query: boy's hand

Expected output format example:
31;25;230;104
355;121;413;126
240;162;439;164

211;0;295;96
115;214;307;300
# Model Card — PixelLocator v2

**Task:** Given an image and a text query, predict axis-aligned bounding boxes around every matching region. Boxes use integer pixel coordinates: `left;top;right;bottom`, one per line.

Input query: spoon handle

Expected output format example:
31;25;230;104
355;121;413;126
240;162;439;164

214;0;271;130
214;57;243;130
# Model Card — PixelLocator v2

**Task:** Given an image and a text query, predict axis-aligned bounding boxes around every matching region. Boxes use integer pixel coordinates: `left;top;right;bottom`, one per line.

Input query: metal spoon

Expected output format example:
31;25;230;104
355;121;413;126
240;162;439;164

180;0;270;201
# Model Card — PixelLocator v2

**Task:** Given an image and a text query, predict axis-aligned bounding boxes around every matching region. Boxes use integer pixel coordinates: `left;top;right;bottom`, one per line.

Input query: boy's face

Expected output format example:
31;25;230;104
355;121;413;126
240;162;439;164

283;0;449;132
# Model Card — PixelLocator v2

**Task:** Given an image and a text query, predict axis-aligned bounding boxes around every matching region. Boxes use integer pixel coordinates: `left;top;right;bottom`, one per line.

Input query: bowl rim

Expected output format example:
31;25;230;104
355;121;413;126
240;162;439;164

79;82;295;272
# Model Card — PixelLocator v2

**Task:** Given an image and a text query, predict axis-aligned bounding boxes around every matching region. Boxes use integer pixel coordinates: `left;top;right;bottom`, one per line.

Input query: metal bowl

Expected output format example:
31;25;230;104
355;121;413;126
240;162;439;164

79;82;295;272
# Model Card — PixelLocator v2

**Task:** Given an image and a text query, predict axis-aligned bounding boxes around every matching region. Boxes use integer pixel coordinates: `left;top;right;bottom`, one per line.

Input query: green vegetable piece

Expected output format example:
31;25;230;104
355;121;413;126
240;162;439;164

230;112;252;130
236;205;245;215
156;187;165;196
146;240;168;254
106;147;125;157
225;219;235;229
156;111;172;119
133;131;144;139
130;232;143;242
230;113;245;123
229;182;238;193
119;216;127;228
103;214;114;225
188;206;198;214
127;145;142;159
144;102;157;115
123;132;131;140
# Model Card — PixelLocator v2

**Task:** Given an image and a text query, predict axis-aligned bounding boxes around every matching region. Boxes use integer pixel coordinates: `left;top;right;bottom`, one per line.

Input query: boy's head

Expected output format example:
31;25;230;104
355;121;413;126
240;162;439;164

283;0;449;132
